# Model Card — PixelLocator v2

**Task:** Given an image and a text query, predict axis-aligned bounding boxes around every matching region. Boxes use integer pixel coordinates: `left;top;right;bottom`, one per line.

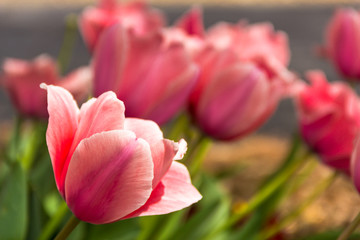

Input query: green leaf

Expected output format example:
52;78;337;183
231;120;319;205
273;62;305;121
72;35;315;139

26;192;47;240
0;162;27;240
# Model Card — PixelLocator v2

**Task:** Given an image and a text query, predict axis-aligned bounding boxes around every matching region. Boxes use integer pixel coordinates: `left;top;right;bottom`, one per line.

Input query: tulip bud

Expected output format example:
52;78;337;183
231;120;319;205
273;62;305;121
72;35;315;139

1;55;91;119
296;70;360;172
190;47;284;140
79;0;165;52
93;23;199;125
324;8;360;81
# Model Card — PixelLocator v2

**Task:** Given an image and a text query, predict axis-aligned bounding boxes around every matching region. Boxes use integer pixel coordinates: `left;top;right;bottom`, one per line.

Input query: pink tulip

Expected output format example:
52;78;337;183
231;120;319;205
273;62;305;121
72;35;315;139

206;21;290;67
296;70;360;172
93;23;199;125
189;46;288;140
324;8;360;80
79;0;165;51
1;55;91;119
43;84;201;224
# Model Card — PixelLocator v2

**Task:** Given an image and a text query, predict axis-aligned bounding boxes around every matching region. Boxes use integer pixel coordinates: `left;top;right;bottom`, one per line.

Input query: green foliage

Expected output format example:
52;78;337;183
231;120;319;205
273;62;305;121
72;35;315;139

0;162;27;240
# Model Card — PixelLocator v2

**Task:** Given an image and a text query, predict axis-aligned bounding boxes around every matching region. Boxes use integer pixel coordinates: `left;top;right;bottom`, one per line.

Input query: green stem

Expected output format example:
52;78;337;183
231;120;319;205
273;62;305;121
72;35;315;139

167;113;190;141
38;202;69;240
54;215;80;240
57;13;78;75
188;135;212;176
260;171;338;240
7;115;23;163
338;210;360;240
21;121;47;171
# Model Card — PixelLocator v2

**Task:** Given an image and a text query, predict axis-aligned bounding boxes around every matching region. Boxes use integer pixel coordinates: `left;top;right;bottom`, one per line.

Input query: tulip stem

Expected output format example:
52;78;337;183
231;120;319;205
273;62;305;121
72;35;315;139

188;135;212;176
54;214;80;240
338;210;360;240
38;201;68;240
57;13;78;75
7;115;23;163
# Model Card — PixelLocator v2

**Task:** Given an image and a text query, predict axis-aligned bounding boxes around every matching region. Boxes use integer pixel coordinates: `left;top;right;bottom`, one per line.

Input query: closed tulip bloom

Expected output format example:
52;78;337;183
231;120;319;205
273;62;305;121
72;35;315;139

1;55;91;119
324;8;360;80
79;0;165;51
296;70;360;172
43;84;201;224
94;23;199;125
189;47;285;140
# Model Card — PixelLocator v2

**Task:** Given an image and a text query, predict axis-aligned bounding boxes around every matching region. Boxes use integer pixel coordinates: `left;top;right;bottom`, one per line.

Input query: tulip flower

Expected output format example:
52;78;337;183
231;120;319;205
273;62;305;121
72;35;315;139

189;47;288;140
43;84;201;224
324;8;360;81
189;18;294;141
1;55;91;119
79;0;165;52
206;21;290;67
93;23;199;125
296;70;360;172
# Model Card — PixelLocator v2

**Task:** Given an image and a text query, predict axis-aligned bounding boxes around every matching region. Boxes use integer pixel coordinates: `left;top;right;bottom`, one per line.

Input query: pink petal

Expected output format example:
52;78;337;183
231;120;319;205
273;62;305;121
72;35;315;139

175;6;205;37
59;91;125;196
124;161;202;219
65;130;154;224
124;118;182;187
43;84;79;196
93;23;129;97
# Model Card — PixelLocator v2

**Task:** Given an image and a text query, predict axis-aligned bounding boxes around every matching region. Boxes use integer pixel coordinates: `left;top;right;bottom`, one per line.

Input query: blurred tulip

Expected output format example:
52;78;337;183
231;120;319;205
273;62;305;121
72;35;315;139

1;55;91;119
79;0;165;51
93;23;199;125
296;70;360;172
189;47;287;140
189;19;294;140
324;8;360;80
206;21;290;67
43;84;201;224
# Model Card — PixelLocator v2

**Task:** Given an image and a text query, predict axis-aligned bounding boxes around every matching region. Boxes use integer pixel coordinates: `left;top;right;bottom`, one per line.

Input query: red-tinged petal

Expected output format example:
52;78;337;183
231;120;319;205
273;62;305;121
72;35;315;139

175;6;205;37
58;91;125;196
60;66;93;104
93;23;129;97
124;118;182;187
124;161;201;219
65;130;154;224
43;84;79;196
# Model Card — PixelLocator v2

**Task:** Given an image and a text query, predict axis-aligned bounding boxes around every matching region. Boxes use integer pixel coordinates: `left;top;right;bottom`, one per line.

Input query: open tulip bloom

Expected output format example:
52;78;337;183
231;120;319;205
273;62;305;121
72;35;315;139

42;84;201;224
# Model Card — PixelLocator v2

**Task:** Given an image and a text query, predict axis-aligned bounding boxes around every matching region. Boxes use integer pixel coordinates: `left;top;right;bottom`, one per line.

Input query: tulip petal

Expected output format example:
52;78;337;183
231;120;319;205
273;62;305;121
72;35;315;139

65;130;154;224
124;161;202;219
43;84;79;196
93;23;129;97
124;118;182;187
58;91;125;196
175;6;205;37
